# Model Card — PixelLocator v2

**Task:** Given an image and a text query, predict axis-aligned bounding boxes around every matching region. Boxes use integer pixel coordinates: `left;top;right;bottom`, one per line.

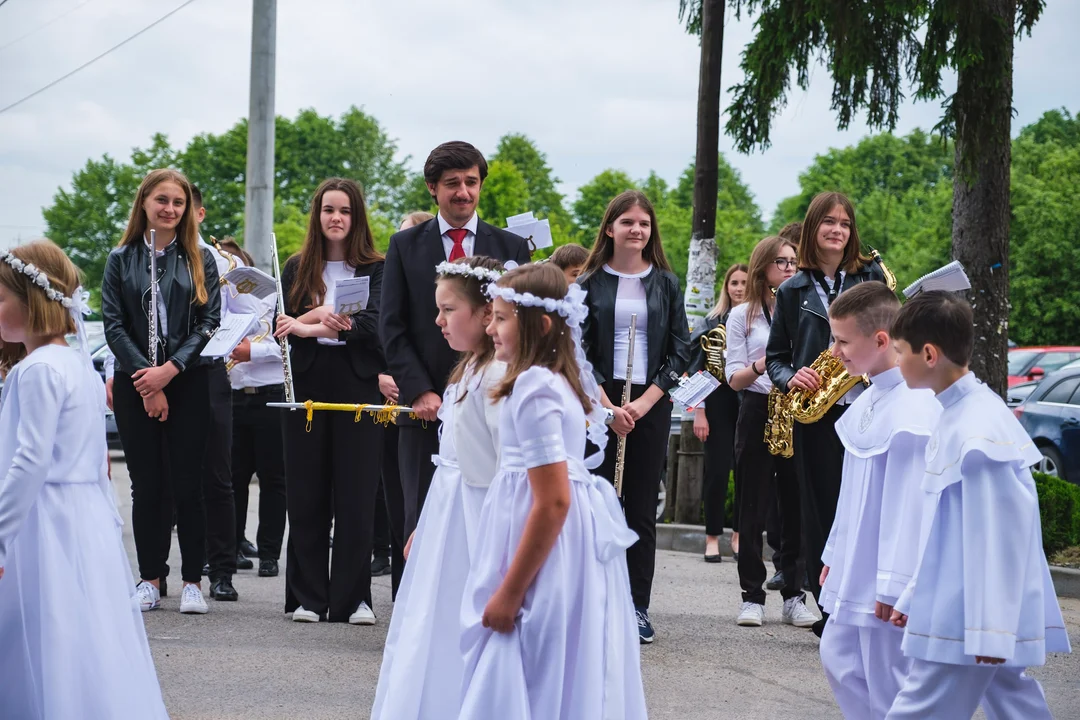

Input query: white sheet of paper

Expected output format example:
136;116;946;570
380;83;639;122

334;276;370;315
901;261;971;299
222;266;276;299
200;313;258;358
505;218;553;250
670;371;722;410
506;211;536;228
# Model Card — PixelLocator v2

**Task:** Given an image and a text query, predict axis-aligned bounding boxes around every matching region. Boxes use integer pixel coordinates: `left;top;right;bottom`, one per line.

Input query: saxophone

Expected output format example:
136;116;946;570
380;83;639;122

764;250;897;457
700;324;727;383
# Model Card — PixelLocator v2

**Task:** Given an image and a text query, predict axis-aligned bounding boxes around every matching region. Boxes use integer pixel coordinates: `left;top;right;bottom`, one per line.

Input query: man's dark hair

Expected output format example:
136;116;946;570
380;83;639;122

423;141;488;186
190;184;203;209
890;290;974;367
829;281;900;336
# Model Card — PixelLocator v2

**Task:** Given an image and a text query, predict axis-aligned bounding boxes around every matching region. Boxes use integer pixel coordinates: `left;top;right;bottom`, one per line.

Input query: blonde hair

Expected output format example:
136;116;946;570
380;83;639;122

401;210;435;229
0;239;80;344
707;263;749;319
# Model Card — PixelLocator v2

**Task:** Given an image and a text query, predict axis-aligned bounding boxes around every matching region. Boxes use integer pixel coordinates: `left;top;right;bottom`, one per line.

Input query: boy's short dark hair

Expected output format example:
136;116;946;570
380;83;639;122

778;221;802;244
829;281;900;336
890;290;974;366
190;184;203;209
548;243;588;270
423;141;488;185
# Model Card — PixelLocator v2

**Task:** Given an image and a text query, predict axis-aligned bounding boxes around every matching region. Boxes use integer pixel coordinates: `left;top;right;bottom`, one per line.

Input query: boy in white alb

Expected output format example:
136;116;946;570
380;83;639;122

886;291;1071;719
818;282;941;718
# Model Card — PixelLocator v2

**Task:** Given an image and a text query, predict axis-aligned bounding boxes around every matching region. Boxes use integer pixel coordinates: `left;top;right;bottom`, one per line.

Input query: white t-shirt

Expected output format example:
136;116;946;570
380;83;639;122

605;264;650;385
317;261;355;347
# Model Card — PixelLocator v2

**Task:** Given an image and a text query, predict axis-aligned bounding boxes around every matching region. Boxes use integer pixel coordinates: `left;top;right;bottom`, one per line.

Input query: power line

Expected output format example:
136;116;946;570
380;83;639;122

0;0;98;52
0;1;12;9
0;0;198;116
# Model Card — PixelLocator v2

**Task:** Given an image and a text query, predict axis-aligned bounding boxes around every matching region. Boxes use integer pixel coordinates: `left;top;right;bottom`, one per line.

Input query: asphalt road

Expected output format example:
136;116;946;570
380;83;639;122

111;455;1080;719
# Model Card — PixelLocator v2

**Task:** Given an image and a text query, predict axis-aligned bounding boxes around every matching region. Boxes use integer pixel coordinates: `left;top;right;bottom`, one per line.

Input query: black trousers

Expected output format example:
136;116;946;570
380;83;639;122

381;422;406;599
232;384;288;561
373;482;391;559
397;422;440;539
702;385;739;536
203;361;236;580
283;346;384;621
114;366;210;584
795;403;847;605
598;381;670;611
734;391;803;604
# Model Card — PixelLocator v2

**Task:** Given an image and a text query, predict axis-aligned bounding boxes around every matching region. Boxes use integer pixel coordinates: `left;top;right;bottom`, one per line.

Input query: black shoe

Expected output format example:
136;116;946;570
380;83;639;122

258;559;279;577
239;538;258;557
636;608;655;644
202;563;211;576
210;577;239;601
703;552;722;563
812;610;829;638
765;571;786;591
371;555;392;576
237;552;254;570
159;576;168;598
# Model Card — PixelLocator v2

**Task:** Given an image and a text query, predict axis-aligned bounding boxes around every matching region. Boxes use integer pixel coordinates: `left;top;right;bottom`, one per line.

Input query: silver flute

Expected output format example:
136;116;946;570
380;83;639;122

148;228;158;366
270;234;296;404
614;313;637;498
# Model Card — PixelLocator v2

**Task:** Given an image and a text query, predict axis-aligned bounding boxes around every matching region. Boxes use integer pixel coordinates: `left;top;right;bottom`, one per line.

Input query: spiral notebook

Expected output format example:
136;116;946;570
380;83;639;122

902;261;971;299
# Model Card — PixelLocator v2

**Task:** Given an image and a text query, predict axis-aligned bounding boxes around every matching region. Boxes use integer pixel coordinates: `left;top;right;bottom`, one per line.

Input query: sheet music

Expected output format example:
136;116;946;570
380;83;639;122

222;266;277;299
505;212;554;250
902;261;971;299
200;313;258;358
334;276;370;316
670;371;722;410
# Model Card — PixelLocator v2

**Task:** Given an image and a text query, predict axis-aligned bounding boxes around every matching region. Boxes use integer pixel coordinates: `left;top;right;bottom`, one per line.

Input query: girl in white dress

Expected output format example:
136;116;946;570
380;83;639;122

459;262;648;720
0;240;168;719
372;256;507;720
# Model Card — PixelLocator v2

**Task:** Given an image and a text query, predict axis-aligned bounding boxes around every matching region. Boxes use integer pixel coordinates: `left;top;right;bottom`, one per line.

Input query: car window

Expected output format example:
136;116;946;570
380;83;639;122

1042;377;1080;404
1040;352;1074;372
1008;351;1038;375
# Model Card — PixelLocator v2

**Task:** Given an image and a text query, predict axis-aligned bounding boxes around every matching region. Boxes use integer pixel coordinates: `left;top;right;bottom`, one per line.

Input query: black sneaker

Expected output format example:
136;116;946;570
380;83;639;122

210;576;239;601
636;608;655;644
239;538;258;558
258;559;279;577
371;555;392;576
765;571;786;591
237;552;254;570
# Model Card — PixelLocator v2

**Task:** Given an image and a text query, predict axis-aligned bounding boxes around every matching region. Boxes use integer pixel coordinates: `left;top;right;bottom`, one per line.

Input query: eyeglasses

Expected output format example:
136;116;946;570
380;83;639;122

773;258;798;269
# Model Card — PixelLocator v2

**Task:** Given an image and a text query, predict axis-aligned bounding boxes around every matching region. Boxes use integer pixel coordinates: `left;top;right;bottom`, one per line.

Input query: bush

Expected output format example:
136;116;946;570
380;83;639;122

1034;471;1080;558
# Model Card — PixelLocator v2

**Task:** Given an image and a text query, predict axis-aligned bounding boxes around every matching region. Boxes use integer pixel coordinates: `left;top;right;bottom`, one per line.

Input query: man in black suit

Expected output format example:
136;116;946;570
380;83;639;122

379;141;531;538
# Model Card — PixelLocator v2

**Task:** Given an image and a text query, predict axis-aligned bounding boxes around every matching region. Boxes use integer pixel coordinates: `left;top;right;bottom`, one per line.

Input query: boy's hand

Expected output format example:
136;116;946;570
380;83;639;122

890;609;908;628
976;656;1006;665
819;565;830;587
874;601;894;622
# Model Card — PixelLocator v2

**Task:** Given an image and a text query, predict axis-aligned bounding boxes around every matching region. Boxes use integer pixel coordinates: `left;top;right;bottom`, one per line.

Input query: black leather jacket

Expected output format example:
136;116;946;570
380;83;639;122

102;241;221;375
765;262;886;392
578;266;691;392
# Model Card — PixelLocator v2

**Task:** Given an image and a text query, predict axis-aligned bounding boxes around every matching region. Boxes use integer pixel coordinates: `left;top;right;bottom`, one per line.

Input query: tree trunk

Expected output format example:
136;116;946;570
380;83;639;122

951;0;1015;398
683;0;724;332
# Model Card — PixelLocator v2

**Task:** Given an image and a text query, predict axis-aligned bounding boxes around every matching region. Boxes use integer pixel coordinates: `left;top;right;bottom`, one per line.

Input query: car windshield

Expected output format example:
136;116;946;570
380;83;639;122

1008;351;1039;375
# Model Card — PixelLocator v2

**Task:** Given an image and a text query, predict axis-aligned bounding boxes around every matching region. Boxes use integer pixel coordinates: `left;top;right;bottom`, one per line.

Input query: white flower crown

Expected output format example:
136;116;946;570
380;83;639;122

0;250;85;310
435;261;505;285
484;281;589;328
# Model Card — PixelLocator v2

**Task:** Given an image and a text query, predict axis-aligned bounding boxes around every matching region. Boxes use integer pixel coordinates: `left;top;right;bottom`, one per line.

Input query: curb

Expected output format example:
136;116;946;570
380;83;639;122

655;523;1080;601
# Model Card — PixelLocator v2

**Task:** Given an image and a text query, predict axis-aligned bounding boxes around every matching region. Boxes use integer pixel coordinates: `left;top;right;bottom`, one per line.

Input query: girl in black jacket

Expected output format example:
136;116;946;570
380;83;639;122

579;190;691;644
102;168;220;615
764;191;887;629
274;177;385;625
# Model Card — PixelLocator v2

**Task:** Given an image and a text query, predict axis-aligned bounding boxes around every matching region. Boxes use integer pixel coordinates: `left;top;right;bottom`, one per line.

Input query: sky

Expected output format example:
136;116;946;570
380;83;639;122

1;0;1077;249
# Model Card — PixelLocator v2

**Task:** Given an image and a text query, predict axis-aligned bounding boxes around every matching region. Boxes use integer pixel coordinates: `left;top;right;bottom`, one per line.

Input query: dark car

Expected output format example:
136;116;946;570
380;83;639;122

1008;346;1080;387
1013;364;1080;484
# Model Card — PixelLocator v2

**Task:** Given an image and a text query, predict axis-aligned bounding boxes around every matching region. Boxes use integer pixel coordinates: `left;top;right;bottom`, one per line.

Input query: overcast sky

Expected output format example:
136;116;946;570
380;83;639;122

1;0;1077;248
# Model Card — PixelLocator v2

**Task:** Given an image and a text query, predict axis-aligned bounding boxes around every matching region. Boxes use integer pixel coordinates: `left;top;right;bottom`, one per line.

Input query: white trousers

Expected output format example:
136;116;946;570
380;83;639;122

886;659;1052;719
820;620;910;719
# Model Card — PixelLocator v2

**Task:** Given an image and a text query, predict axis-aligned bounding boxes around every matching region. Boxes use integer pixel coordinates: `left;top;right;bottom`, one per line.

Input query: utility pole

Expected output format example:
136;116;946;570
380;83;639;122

244;0;276;273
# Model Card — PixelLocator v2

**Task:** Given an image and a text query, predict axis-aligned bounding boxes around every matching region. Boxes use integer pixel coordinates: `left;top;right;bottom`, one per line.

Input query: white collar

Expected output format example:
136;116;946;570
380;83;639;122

437;212;478;237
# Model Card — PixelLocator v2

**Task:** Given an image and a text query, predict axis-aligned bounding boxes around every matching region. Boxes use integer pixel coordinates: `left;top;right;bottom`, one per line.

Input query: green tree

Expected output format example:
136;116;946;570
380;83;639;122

572;169;638;243
476;160;531;226
490;134;566;218
724;0;1045;395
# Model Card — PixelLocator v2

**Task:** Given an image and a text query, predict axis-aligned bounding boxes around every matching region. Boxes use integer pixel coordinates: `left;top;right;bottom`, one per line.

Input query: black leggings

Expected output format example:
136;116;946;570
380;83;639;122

113;366;211;584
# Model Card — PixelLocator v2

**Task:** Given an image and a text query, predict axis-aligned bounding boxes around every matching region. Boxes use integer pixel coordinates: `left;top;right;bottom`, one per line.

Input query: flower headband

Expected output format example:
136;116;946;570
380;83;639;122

484;281;590;328
435;261;504;286
0;250;80;309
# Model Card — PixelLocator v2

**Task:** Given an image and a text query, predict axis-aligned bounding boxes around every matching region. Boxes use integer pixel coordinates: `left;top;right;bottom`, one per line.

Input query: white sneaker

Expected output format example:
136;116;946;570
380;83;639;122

737;602;764;627
136;581;160;612
782;594;818;628
349;601;376;626
179;584;208;614
292;607;320;623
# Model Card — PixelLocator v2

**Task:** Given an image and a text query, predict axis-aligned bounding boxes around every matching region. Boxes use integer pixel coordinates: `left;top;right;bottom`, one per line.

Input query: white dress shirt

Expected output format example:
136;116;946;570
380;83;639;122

605;264;651;385
437;212;478;259
724;302;773;395
228;291;285;389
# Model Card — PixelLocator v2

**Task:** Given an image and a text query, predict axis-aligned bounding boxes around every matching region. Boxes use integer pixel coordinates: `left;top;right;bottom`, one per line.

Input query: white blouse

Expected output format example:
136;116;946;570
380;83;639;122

605;264;650;385
724;302;773;395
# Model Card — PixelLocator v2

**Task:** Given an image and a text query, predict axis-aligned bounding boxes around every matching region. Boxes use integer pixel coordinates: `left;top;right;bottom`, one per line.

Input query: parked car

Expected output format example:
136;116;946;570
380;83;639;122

1013;364;1080;483
1008;346;1080;387
1007;381;1040;408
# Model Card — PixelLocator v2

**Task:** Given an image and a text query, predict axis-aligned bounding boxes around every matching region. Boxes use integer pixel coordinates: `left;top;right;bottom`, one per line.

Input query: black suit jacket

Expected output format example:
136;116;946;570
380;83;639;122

379;217;531;405
765;262;886;391
280;257;385;381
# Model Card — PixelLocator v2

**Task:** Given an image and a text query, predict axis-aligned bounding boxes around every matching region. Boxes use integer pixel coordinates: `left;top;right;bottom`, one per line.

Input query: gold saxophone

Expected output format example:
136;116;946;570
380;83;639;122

210;236;237;286
700;324;727;382
764;250;897;457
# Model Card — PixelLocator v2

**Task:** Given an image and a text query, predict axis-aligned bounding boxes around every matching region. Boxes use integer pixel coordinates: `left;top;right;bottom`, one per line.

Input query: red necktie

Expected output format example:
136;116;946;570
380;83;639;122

447;227;467;261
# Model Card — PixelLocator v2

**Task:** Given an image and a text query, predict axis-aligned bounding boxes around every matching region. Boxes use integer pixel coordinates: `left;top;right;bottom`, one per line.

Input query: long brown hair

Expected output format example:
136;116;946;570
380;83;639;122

797;191;869;275
708;263;749;319
119;168;208;305
581;190;671;277
289;178;384;311
744;236;797;334
491;263;592;415
440;256;504;401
